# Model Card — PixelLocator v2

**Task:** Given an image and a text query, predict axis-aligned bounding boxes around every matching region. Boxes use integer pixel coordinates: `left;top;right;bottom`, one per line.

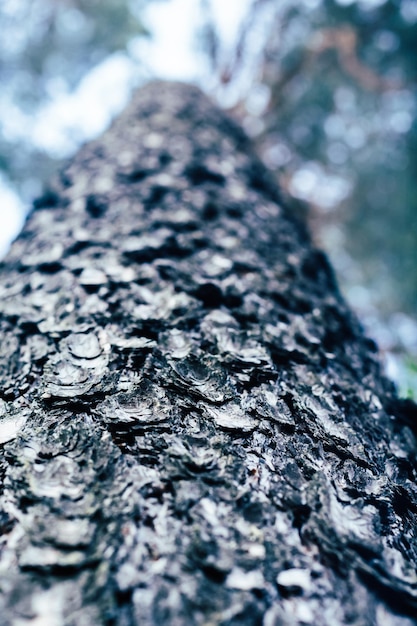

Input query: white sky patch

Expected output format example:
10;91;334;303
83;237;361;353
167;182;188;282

206;0;277;107
133;0;257;105
132;0;203;81
31;52;137;157
208;0;253;50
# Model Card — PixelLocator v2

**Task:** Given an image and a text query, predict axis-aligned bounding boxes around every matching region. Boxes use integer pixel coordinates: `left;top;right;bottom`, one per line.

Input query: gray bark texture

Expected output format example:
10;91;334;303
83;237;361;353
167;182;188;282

0;81;416;626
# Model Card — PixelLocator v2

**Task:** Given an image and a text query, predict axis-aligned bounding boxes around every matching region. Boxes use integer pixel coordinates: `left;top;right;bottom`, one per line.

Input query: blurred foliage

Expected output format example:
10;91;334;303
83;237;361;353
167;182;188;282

0;0;146;104
203;0;417;318
199;0;417;394
0;0;149;195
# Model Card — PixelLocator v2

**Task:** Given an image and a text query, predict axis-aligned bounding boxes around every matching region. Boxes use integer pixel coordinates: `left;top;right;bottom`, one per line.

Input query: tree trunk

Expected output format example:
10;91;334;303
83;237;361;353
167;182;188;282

0;81;416;626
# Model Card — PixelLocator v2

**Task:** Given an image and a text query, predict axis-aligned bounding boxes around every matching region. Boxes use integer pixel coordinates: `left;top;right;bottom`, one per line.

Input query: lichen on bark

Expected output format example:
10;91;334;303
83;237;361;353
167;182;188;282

0;82;416;625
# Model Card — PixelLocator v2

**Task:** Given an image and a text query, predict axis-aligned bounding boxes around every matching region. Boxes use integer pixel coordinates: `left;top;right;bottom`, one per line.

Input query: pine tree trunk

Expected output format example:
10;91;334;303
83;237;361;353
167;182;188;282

0;81;416;626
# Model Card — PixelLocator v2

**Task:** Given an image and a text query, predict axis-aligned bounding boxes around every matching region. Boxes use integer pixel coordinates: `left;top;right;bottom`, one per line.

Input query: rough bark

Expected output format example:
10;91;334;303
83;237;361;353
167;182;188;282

0;81;416;626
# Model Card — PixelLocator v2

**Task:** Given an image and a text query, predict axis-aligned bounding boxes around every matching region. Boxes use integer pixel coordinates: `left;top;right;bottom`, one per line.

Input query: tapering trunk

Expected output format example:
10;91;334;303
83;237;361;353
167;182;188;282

0;81;416;626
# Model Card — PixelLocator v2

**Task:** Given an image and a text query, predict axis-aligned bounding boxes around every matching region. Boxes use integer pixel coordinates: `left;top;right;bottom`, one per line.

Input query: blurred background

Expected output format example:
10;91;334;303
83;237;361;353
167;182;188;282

0;0;416;397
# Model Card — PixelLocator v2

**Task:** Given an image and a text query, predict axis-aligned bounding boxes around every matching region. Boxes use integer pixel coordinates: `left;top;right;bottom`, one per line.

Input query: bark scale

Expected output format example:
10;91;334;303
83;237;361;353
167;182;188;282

0;82;416;625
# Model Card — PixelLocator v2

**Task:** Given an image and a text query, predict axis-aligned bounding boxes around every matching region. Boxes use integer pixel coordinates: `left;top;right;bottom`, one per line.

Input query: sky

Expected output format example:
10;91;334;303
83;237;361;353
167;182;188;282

0;0;252;257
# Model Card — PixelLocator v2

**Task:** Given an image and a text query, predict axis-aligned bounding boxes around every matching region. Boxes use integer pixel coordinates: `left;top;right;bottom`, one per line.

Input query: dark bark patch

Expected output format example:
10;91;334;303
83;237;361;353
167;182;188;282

0;510;14;535
219;116;250;150
321;306;354;352
33;190;61;211
246;162;280;202
201;563;228;584
159;151;172;166
357;568;417;618
392;486;417;517
386;397;417;435
269;345;308;366
85;194;107;218
145;185;169;208
118;168;153;183
65;240;92;255
237;495;265;523
224;602;264;626
192;283;223;308
203;201;219;221
38;261;63;274
185;164;225;186
59;171;72;188
271;291;313;315
291;504;312;530
226;205;243;218
301;250;338;293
